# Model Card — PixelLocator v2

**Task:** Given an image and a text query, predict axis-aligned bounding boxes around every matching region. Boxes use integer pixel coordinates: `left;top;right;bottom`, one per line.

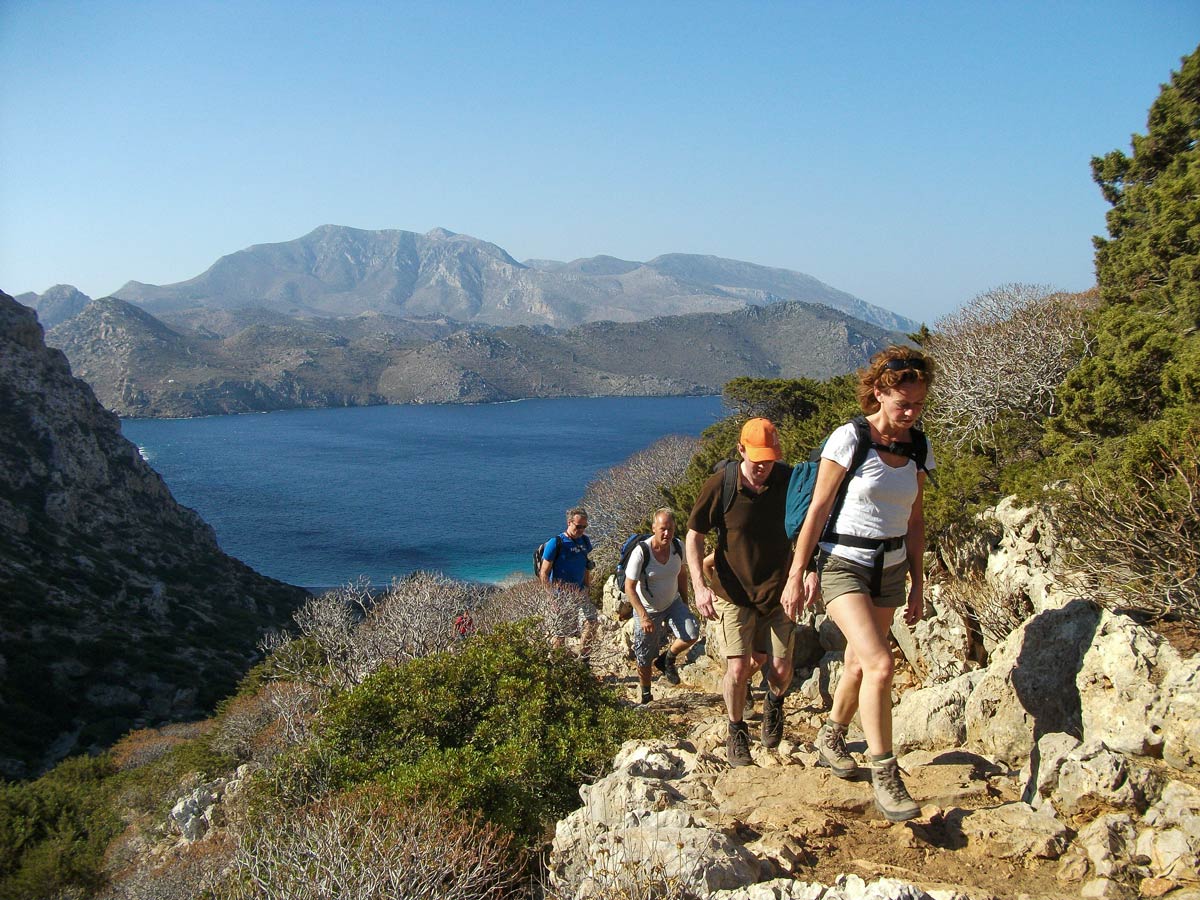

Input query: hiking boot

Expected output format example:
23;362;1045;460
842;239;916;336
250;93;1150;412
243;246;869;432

661;652;680;685
726;721;752;767
815;721;858;778
761;690;784;749
872;756;920;822
653;651;667;674
640;687;652;705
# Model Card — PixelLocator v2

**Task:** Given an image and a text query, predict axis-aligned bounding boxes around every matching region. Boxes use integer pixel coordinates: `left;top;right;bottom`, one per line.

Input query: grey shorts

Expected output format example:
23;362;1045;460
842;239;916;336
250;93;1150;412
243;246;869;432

632;597;699;666
820;553;908;608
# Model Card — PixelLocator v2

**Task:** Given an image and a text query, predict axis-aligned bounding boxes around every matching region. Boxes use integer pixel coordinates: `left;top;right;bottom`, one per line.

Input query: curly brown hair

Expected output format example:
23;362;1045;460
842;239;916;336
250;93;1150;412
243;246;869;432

856;346;935;414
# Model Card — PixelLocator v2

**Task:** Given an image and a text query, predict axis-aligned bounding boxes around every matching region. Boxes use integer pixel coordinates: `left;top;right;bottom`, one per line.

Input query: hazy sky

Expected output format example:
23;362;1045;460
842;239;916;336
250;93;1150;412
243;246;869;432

2;2;1196;324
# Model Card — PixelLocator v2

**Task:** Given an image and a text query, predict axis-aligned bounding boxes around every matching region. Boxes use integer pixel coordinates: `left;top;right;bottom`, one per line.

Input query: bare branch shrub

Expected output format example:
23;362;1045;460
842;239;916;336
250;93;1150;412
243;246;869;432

212;682;323;763
350;570;483;675
926;284;1096;453
937;574;1034;648
1060;441;1200;627
219;790;525;900
581;433;700;576
472;579;581;639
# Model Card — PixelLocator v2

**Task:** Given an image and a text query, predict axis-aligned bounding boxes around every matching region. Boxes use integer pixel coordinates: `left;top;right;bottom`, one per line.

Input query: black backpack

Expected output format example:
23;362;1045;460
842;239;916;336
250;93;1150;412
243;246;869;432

533;533;564;577
615;533;683;598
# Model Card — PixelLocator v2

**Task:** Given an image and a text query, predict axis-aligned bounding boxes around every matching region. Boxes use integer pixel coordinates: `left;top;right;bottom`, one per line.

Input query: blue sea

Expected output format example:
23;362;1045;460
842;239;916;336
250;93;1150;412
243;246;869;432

121;396;725;589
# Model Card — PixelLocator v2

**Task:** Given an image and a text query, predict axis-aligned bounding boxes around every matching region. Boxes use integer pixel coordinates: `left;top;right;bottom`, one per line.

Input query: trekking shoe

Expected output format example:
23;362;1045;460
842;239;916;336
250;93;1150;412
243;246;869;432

872;756;920;822
815;721;858;779
640;687;652;705
761;690;784;749
726;721;752;767
653;652;667;674
661;652;681;686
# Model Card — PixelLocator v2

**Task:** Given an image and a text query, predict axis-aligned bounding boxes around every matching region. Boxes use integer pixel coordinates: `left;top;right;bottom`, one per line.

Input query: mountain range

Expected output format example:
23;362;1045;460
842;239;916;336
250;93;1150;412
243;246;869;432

19;224;919;416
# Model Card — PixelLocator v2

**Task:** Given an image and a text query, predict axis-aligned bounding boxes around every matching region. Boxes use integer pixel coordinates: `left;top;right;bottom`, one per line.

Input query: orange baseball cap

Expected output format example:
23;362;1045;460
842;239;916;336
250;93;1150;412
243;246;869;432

739;417;782;462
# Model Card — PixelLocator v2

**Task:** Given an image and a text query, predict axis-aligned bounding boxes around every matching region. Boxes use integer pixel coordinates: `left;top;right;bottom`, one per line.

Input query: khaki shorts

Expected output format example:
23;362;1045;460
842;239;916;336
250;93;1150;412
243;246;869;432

820;553;908;608
713;595;794;661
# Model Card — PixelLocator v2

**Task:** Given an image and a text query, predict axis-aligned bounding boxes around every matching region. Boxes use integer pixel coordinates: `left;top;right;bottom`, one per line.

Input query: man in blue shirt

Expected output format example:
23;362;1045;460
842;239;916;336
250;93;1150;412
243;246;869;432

539;506;597;660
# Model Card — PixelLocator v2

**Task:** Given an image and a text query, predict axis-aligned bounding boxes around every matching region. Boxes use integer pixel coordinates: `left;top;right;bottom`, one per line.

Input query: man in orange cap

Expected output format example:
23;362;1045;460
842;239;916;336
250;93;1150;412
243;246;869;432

686;417;802;766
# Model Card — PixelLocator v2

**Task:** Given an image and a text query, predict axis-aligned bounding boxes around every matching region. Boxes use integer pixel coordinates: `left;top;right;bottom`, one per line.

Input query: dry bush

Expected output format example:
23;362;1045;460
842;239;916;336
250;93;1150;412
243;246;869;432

219;790;525;900
937;574;1034;648
581;433;700;575
472;579;584;639
212;682;322;764
351;571;483;673
103;830;236;900
1060;442;1200;627
110;728;192;772
263;573;485;689
926;284;1096;453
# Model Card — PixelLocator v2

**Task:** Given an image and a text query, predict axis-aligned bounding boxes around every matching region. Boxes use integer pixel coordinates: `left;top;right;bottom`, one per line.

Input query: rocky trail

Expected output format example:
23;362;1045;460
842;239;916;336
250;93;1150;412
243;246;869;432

546;502;1200;900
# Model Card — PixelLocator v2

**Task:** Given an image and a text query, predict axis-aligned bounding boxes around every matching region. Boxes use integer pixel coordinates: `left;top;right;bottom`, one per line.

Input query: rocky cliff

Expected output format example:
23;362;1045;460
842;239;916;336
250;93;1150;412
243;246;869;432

0;292;307;777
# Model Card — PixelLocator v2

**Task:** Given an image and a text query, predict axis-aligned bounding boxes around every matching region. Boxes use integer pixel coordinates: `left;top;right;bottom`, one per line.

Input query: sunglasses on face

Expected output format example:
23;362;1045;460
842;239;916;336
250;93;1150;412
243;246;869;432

883;357;927;373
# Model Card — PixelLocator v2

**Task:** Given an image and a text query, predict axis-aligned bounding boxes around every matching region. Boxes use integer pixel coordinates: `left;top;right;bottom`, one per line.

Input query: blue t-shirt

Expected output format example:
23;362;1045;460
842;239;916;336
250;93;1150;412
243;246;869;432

543;533;593;587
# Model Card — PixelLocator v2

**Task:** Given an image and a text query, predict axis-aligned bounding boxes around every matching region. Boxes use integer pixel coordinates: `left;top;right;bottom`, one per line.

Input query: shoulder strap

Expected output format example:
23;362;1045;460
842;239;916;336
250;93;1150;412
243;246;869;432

717;459;739;531
821;418;873;543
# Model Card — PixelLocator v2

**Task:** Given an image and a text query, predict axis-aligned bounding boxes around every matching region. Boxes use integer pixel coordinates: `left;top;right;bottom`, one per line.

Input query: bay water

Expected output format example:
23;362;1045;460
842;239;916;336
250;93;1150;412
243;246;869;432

121;396;725;589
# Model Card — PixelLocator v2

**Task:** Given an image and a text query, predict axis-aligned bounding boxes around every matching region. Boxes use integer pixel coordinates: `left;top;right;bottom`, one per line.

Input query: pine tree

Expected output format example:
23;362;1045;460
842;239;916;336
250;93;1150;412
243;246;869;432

1052;45;1200;446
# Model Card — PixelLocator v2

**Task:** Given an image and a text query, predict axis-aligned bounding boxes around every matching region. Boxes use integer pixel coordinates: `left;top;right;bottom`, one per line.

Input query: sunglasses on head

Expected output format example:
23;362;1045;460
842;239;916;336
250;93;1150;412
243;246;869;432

883;357;927;373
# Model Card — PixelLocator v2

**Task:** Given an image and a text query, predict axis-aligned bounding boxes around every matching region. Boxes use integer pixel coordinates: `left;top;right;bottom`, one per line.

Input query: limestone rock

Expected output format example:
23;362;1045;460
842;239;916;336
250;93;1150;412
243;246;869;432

892;672;983;754
958;801;1072;860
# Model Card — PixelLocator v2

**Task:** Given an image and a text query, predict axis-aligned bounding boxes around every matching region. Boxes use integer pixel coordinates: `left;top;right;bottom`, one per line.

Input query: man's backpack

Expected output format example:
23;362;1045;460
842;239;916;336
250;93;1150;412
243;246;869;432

783;415;930;541
710;457;793;537
533;534;563;578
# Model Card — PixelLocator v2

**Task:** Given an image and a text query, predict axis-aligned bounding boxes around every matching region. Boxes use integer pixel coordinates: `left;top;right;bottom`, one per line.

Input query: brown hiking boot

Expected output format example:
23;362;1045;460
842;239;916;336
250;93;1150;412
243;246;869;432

761;690;784;749
815;721;858;778
726;721;752;767
872;756;920;822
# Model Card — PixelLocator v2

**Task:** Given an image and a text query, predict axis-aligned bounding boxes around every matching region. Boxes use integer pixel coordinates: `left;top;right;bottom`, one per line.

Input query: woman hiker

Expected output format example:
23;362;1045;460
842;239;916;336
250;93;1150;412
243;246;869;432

781;346;935;822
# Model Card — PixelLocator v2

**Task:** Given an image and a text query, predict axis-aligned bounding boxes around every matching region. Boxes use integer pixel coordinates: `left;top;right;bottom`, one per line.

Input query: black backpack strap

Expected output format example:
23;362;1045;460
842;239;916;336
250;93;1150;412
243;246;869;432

820;417;873;544
716;458;739;533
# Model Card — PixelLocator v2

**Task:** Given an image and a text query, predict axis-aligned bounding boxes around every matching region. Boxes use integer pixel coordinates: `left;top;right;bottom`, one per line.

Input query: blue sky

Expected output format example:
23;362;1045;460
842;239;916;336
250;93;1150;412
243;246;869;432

1;2;1196;324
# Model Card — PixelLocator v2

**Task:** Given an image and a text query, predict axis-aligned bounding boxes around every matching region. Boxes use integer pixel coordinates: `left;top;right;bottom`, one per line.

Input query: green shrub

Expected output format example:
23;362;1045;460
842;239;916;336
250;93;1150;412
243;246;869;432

267;622;655;841
0;754;121;900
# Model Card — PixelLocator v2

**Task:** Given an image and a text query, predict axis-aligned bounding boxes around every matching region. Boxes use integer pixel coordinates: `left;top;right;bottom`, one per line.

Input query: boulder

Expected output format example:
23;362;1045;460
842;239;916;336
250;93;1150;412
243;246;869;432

958;801;1073;860
1159;654;1200;772
892;671;983;754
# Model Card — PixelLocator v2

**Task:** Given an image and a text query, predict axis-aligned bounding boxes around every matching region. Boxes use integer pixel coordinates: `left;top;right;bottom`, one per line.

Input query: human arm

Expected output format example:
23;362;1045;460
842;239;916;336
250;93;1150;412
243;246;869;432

903;472;927;626
625;576;653;633
685;528;717;620
780;458;847;619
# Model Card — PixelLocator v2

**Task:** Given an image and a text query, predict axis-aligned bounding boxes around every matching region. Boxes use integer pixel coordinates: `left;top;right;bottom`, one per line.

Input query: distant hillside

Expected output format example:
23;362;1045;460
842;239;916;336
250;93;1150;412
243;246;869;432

0;291;307;776
108;224;916;332
16;284;92;329
46;295;903;415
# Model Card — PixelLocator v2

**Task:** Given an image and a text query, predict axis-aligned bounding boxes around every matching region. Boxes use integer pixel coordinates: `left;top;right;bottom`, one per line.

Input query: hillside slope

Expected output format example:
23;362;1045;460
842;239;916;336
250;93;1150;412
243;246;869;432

0;292;307;777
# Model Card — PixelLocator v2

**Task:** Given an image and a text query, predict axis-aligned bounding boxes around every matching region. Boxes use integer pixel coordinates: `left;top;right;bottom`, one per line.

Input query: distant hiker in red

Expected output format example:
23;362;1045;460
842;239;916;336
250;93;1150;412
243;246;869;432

453;611;474;638
782;346;936;823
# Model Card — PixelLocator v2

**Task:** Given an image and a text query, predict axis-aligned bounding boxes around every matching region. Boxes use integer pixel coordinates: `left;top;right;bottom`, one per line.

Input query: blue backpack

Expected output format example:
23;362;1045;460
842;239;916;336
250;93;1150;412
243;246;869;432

784;416;930;542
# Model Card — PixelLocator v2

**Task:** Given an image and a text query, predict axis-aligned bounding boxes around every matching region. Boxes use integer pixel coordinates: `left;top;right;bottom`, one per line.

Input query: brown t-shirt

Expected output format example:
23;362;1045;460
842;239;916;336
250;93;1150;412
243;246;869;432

687;461;793;610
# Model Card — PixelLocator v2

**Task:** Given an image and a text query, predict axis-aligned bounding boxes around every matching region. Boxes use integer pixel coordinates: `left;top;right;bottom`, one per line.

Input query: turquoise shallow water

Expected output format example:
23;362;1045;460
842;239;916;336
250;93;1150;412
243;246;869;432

122;396;725;588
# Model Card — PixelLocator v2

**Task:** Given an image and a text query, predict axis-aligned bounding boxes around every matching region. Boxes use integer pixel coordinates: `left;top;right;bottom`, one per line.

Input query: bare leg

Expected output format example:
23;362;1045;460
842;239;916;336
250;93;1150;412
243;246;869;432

724;653;765;721
824;595;898;756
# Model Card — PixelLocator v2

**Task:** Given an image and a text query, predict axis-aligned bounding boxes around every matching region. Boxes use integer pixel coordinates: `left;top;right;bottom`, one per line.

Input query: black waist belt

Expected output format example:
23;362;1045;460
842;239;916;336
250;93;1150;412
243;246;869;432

826;532;905;552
